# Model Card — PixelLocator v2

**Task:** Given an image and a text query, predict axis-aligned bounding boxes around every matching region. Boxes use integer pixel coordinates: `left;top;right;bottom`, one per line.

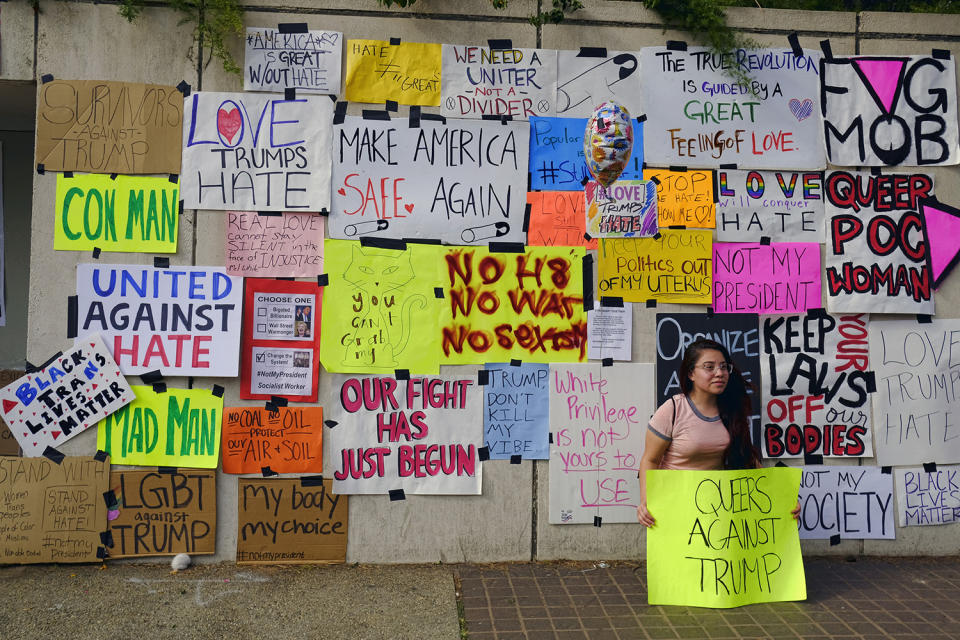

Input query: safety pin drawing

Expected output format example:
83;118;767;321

343;219;390;237
461;222;510;243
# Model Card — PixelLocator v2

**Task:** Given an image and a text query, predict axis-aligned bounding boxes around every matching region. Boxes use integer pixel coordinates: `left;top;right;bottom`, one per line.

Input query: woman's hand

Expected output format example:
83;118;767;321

637;501;656;528
791;498;801;521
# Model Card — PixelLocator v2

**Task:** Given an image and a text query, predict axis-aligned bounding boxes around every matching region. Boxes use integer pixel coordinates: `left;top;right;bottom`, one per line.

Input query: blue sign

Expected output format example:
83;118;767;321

483;363;550;460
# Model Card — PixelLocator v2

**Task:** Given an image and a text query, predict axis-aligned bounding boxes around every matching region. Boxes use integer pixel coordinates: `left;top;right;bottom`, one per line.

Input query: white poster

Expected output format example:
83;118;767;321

715;169;825;242
822;55;960;167
244;27;343;95
181;92;333;211
441;45;557;120
870;317;960;466
76;263;243;376
640;47;825;169
587;302;632;361
329;116;529;244
895;466;960;526
252;293;316;340
548;363;654;524
555;50;643;118
328;374;483;494
250;347;314;397
0;334;134;456
798;467;895;539
760;312;873;459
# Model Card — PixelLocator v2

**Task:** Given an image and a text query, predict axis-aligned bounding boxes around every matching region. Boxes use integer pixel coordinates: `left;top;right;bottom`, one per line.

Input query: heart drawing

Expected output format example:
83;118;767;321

789;98;814;122
217;105;243;145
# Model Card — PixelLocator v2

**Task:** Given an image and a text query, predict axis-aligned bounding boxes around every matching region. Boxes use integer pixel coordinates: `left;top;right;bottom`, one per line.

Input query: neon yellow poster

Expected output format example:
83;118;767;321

598;230;712;304
344;39;441;106
646;468;806;608
97;385;223;468
54;173;179;252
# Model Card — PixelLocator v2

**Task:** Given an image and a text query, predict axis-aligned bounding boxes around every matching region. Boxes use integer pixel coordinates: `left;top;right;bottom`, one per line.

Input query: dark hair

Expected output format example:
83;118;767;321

679;338;760;470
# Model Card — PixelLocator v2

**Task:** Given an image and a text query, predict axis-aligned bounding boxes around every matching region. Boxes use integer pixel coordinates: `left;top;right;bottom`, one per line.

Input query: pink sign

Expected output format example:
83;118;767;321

920;197;960;288
713;242;821;314
225;211;325;277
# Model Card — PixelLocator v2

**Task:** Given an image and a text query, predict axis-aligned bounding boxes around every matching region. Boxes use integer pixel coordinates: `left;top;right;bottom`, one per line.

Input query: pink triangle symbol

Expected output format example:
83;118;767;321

921;198;960;288
852;58;906;114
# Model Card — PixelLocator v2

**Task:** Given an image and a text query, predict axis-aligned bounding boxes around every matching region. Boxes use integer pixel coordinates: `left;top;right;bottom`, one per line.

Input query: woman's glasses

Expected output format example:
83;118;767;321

695;362;732;373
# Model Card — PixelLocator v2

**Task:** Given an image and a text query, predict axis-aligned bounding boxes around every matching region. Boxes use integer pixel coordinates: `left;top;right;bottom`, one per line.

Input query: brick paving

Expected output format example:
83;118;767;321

455;557;960;639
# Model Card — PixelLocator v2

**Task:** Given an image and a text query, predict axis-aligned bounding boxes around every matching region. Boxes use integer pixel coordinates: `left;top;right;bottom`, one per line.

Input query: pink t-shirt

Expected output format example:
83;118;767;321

648;394;730;470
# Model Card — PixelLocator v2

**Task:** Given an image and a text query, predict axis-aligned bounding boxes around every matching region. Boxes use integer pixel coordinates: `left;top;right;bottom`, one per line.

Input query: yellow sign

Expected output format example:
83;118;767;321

646;468;806;608
97;385;223;468
345;39;441;106
644;168;716;228
54;173;179;252
598;230;712;304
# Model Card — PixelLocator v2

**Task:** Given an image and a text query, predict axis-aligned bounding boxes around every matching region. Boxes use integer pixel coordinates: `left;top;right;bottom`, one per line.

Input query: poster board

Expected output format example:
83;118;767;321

222;406;323;474
584;180;658;238
713;242;821;314
526;191;596;249
244;27;343;95
482;363;549;460
555;50;643;118
225;211;325;277
895;466;960;526
798;467;894;539
36;79;183;174
587;303;632;362
597;231;712;304
715;170;824;242
106;469;217;557
644;168;715;228
344;39;441;105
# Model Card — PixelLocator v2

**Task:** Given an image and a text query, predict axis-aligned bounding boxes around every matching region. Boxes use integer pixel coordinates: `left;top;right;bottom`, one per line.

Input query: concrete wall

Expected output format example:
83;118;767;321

5;0;960;562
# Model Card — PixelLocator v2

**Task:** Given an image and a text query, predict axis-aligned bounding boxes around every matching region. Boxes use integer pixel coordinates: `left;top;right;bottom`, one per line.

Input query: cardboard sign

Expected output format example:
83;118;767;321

244;27;343;94
439;245;587;364
97;385;223;468
319;239;441;375
526;191;596;249
555;50;643;117
640;47;825;169
106;469;217;557
0;456;109;564
646;468;806;607
76;263;243;376
643;168;715;229
798;467;894;539
344;39;440;105
238;477;347;564
0;371;22;455
584;180;658;238
483;363;549;460
36;79;183;174
870;317;960;466
442;45;557;119
0;335;134;457
241;279;321;402
54;174;179;253
761;312;872;459
713;242;821;314
822;55;959;166
181;92;333;211
597;231;712;304
225;211;325;277
329;374;482;494
824;171;934;314
715;170;824;242
548;363;654;524
222;406;323;474
329;116;529;244
895;466;960;526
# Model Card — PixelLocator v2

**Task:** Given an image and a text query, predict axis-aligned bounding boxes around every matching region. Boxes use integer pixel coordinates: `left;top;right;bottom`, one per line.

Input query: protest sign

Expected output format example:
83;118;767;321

319;239;441;375
483;363;549;460
181;91;333;211
76;263;243;376
330;116;528;244
106;469;216;557
529;117;643;191
870;317;960;466
597;231;712;304
238;477;347;564
36;79;183;174
439;245;587;364
549;363;654;524
713;242;821;314
222;406;323;474
587;302;632;361
344;39;440;105
798;467;894;539
526;191;596;249
225;211;324;277
442;45;557;119
329;374;482;494
0;335;134;457
716;170;824;242
584;180;658;238
556;50;643;118
54;173;179;253
643;168;715;229
825;171;934;314
241;279;321;402
646;468;806;607
0;456;109;564
245;27;342;94
0;371;21;455
921;197;960;288
895;466;960;526
761;312;872;459
97;385;223;468
822;55;959;166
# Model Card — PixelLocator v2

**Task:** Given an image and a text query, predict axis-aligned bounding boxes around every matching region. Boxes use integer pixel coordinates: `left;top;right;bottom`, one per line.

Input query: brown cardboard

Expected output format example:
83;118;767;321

237;477;347;564
0;455;109;564
0;371;22;456
36;79;183;174
107;469;217;558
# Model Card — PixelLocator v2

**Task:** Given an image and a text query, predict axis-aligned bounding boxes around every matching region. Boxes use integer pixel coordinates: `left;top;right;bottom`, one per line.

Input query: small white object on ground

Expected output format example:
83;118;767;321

170;553;191;572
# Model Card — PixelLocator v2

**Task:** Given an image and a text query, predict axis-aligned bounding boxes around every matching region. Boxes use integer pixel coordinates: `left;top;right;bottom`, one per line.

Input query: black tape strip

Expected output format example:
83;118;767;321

37;351;63;372
924;462;938;473
481;114;513;123
94;450;109;462
933;48;951;60
176;80;191;97
583;233;592;242
646;300;657;308
389;37;401;45
318;208;329;217
593;516;602;527
510;454;522;464
666;40;687;51
788;32;803;57
917;314;933;324
864;372;877;393
668;225;686;230
270;395;289;407
668;165;687;173
653;232;662;240
395;369;410;380
385;100;398;112
265;402;278;413
870;166;882;176
804;453;824;465
820;39;833;60
600;296;624;308
488;242;525;253
636;114;647;123
488;39;512;50
110;173;118;180
712;170;719;203
719;163;737;170
278;22;308;33
421;113;446;123
158;467;177;474
434;287;444;299
881;466;892;474
300;475;325;486
775;461;787;468
581;175;590;186
389;488;405;501
103;490;117;508
67;295;78;339
829;534;841;546
360;237;407;251
478;447;490;461
152;382;167;394
808;307;828;318
582;254;594;312
316;274;329;288
97;546;108;559
324;420;338;428
41;73;54;83
706;306;714;317
277;277;295;281
333;101;348;125
522;203;531;233
760;236;771;246
211;384;224;397
477;369;489;386
549;433;554;444
577;46;607;57
92;247;101;259
510;359;522;367
63;171;74;178
36;164;45;175
285;87;296;101
100;530;115;548
602;357;613;367
649;175;660;185
261;466;278;477
362;109;391;121
409;106;421;128
168;173;179;184
43;446;65;464
528;172;532;192
141;370;164;384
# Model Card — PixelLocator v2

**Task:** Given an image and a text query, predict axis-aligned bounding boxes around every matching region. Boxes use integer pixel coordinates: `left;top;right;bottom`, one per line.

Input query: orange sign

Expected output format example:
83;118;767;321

222;406;323;474
526;191;597;248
